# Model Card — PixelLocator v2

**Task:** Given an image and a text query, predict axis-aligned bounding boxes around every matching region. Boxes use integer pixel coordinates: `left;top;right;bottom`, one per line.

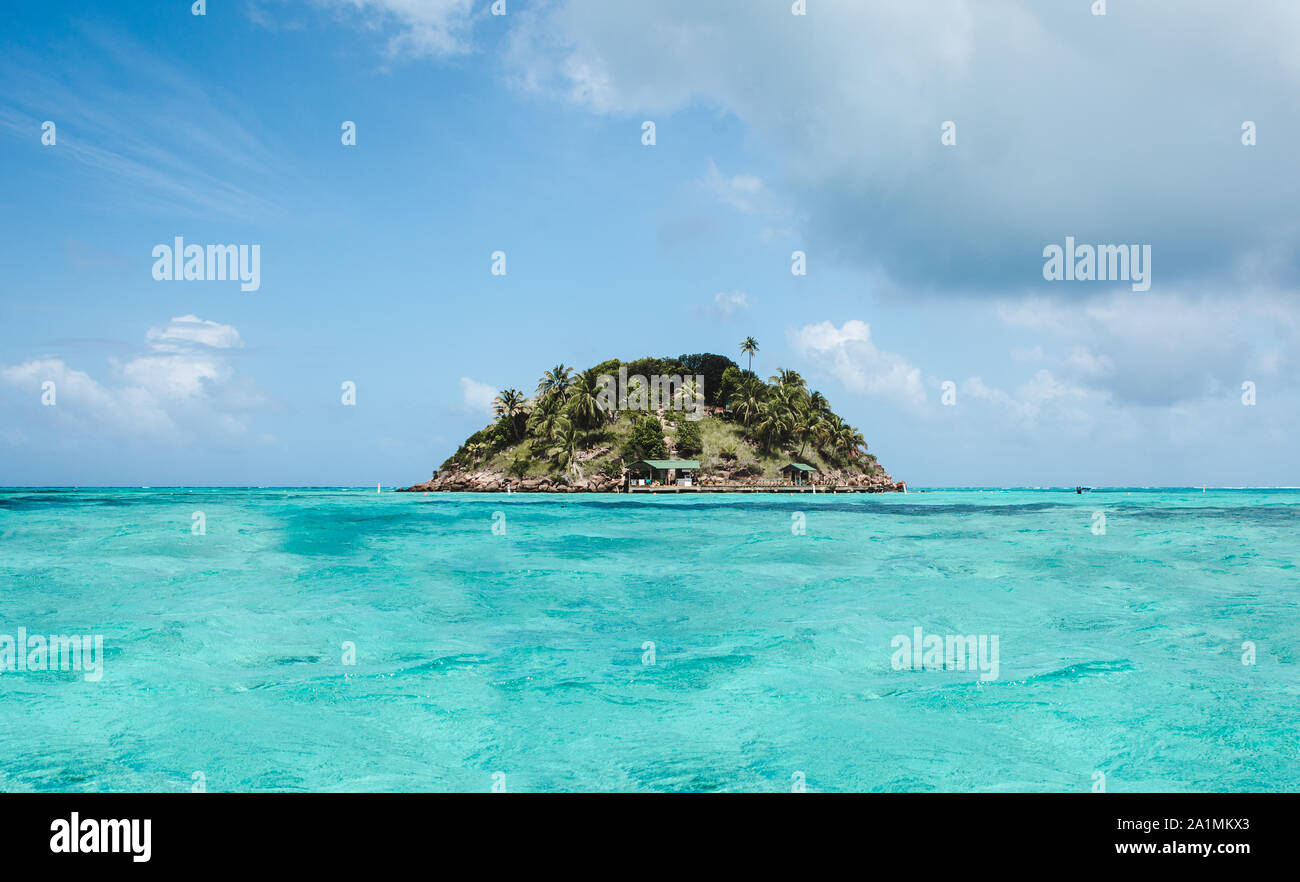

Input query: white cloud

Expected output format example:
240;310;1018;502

145;315;243;352
1062;346;1115;379
121;352;232;400
318;0;477;59
125;315;245;399
459;376;498;415
791;319;925;408
996;291;1291;406
0;317;268;444
961;370;1104;434
501;0;1300;291
712;290;748;320
702;160;774;215
0;358;177;437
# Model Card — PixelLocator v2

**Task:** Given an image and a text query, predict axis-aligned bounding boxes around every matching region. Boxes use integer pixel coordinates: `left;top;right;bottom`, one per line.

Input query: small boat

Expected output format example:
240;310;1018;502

1075;486;1092;494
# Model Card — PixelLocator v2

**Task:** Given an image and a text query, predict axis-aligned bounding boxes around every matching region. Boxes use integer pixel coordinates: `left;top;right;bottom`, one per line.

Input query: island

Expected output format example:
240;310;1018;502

400;349;904;493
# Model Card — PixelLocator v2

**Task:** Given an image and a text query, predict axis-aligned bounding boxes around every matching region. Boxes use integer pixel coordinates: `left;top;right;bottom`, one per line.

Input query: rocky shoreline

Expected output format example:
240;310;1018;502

399;467;905;493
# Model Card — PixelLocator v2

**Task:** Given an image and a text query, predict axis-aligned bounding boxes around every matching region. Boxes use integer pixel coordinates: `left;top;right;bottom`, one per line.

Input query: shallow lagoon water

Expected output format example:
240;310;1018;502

1;488;1297;792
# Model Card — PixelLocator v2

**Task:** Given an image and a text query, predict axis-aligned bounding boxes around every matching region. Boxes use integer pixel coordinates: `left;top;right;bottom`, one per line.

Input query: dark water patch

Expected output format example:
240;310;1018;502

894;531;988;541
0;495;142;511
399;494;1081;516
609;651;651;668
1023;659;1135;684
625;759;736;793
242;770;310;791
276;508;446;556
5;759;104;791
396;653;490;675
0;491;249;514
653;651;757;689
524;534;646;556
1104;505;1300;524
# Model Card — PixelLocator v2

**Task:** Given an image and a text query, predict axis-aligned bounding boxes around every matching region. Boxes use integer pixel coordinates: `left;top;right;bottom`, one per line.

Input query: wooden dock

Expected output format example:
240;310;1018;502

626;484;870;494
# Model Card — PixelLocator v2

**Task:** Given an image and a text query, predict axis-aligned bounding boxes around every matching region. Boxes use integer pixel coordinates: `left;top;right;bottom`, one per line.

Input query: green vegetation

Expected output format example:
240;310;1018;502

621;415;666;461
739;336;760;373
674;418;702;458
439;349;883;482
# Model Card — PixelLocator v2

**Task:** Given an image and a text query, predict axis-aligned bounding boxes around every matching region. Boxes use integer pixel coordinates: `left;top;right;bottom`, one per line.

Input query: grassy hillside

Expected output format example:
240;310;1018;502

431;352;891;485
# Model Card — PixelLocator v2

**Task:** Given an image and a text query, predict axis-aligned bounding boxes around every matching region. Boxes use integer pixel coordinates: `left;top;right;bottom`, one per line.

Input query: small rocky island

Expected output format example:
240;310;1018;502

401;351;904;494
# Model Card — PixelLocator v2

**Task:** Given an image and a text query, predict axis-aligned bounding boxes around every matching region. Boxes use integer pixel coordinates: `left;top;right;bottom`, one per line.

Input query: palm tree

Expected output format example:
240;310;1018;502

537;364;574;400
739;337;759;373
548;417;580;475
672;375;703;413
847;427;867;460
792;413;811;459
770;368;806;392
566;370;603;431
526;391;563;441
753;398;792;454
493;388;525;419
728;376;765;430
493;388;528;440
829;423;866;464
814;411;842;458
793;399;822;459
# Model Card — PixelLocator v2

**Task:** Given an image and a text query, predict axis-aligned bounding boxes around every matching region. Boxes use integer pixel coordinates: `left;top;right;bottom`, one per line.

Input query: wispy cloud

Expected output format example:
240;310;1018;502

308;0;478;60
960;371;1104;434
0;26;285;221
693;290;749;322
702;160;777;215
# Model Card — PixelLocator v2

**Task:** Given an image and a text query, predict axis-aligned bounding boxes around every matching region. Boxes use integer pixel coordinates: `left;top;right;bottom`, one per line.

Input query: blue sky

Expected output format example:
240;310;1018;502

2;0;1299;487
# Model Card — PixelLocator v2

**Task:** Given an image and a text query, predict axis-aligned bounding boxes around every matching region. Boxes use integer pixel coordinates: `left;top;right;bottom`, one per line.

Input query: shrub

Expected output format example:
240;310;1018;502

675;420;702;457
621;416;666;461
714;365;743;409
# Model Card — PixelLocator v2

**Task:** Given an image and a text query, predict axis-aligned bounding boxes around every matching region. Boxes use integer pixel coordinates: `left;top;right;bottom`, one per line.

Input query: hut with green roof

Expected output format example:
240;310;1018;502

628;459;700;486
780;463;818;485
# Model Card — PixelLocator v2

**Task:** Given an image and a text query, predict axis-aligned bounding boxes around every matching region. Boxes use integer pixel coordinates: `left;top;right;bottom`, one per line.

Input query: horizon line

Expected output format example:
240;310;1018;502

3;486;1299;492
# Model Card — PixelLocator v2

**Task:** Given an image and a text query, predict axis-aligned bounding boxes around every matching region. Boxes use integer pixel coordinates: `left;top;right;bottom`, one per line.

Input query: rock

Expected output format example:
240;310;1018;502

398;460;905;493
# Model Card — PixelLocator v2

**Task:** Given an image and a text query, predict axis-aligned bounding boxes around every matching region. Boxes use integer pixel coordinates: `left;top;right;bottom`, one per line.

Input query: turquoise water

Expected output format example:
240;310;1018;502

1;488;1297;792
